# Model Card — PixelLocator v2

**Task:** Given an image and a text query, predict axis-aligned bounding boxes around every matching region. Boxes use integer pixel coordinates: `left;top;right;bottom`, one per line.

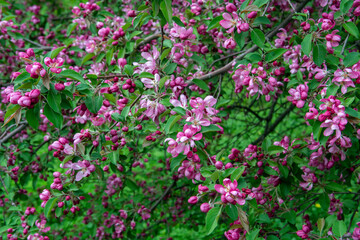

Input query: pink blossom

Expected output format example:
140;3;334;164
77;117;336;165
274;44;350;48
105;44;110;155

215;178;246;205
332;69;358;94
287;82;308;108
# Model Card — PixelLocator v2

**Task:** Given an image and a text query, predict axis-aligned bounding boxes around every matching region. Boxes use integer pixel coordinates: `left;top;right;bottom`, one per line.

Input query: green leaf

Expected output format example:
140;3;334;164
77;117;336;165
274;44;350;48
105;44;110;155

120;106;130;120
4;104;21;122
139;72;154;78
44;197;58;219
283;210;296;225
26;104;40;130
160;0;173;25
47;88;62;113
345;107;360;119
81;53;95;65
343;22;360;39
253;16;271;26
301;34;312;56
246;229;260;240
201;125;221;133
205;206;222;235
106;48;114;65
59;69;85;83
250;28;265;48
225;205;238;221
207;16;223;31
14;72;31;83
265;48;287;62
172;16;184;27
85;95;103;114
268;145;284;155
253;0;269;7
165;115;182;133
50;46;66;59
234;31;247;50
230;166;245;181
326;84;339;97
67;22;78;36
43;104;63;129
343;52;360;67
192;79;209;91
332;220;346;237
164;63;177;74
172;107;186;115
313;44;326;66
340;0;352;14
170;155;185;172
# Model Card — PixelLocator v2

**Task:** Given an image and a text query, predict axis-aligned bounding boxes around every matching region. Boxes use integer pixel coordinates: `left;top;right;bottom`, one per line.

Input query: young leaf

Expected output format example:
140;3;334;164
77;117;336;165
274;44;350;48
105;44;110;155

160;0;173;25
207;16;223;31
313;44;326;66
43;104;63;129
265;48;287;62
50;46;66;59
343;22;360;39
165;115;182;133
250;28;265;48
192;79;209;91
301;34;312;56
44;197;58;219
205;207;222;235
343;52;360;67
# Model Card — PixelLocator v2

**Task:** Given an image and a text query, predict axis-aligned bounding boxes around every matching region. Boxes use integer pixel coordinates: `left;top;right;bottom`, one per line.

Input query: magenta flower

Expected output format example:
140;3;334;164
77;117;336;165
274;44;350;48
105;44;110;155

325;30;341;53
220;12;240;33
35;219;51;233
333;69;358;94
25;62;46;78
60;160;95;181
186;111;211;131
353;223;360;240
215;178;246;205
44;57;64;74
170;94;188;109
141;73;160;90
176;125;202;155
287;82;308;108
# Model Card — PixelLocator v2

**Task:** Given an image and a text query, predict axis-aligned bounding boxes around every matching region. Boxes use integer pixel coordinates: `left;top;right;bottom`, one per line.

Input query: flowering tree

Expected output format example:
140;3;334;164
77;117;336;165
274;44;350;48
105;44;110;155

2;0;360;239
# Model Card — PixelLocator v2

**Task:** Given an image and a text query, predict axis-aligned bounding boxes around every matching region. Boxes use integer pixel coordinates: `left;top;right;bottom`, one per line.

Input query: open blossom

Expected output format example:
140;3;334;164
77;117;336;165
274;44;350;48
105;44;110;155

332;68;358;94
35;219;51;233
287;82;308;108
141;73;160;90
176;125;202;155
39;189;51;207
26;62;46;78
215;178;246;205
60;160;95;181
353;223;360;240
325;30;341;53
44;57;64;73
220;12;248;34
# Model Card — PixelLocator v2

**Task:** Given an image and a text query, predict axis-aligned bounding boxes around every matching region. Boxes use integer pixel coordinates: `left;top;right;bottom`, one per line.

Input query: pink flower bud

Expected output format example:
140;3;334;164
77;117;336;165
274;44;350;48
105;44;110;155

118;58;127;67
226;3;237;13
215;161;223;169
18;96;31;107
55;83;65;91
29;89;40;99
247;11;257;19
200;203;211;212
188;196;198;204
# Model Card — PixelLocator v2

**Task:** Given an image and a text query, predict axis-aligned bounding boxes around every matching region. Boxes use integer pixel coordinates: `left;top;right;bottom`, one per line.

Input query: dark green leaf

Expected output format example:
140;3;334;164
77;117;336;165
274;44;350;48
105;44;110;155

43;104;63;129
250;28;265;48
313;44;326;66
165;115;182;133
265;48;287;62
44;197;58;218
192;79;209;91
85;95;103;114
343;52;360;67
343;22;360;39
207;16;223;31
301;34;312;56
205;206;222;235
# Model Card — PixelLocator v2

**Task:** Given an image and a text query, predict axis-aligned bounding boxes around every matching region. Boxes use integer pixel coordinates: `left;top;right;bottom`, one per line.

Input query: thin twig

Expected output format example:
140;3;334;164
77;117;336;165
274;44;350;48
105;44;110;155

150;180;176;212
341;34;350;55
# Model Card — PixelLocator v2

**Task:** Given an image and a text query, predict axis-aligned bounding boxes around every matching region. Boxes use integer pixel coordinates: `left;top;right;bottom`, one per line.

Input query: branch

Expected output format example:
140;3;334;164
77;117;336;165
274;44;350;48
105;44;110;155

231;105;265;121
197;0;310;80
252;104;295;145
150;180;176;212
0;124;27;145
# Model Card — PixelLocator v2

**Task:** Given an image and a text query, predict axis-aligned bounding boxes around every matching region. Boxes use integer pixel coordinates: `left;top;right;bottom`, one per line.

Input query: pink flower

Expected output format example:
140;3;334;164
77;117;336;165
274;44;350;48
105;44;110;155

44;57;64;74
223;38;236;49
353;223;360;240
141;73;160;89
287;82;308;108
176;125;202;155
26;62;45;78
220;12;241;33
215;178;246;205
333;69;358;94
186;111;211;131
35;219;50;233
325;30;341;53
170;94;188;109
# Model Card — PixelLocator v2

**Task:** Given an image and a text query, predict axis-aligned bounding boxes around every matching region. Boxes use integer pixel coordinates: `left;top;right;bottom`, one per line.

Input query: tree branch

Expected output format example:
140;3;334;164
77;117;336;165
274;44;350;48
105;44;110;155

0;124;27;145
150;180;176;212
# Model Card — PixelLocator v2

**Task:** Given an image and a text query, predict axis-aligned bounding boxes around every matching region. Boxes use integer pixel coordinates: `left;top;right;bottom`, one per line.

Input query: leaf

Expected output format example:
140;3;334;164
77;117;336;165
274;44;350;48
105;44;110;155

265;48;287;62
340;0;352;14
165;115;182;133
268;145;284;155
47;88;62;113
225;205;238;221
192;79;209;91
343;22;360;39
332;220;346;237
106;48;114;65
172;107;186;115
4;104;21;125
50;46;66;59
139;72;154;78
317;218;325;236
313;44;326;66
85;95;103;114
205;206;222;235
253;16;271;26
172;16;184;27
170;155;185;172
26;104;40;130
120;106;130;120
160;0;173;25
230;166;245;181
237;207;249;232
164;63;177;74
44;197;58;218
283;210;296;225
81;53;95;65
67;22;78;36
345;107;360;119
326;84;339;97
246;229;260;240
234;31;247;50
13;72;31;83
343;52;360;67
207;16;223;31
301;34;312;56
250;28;265;48
43;104;63;129
201;125;221;133
59;69;85;83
